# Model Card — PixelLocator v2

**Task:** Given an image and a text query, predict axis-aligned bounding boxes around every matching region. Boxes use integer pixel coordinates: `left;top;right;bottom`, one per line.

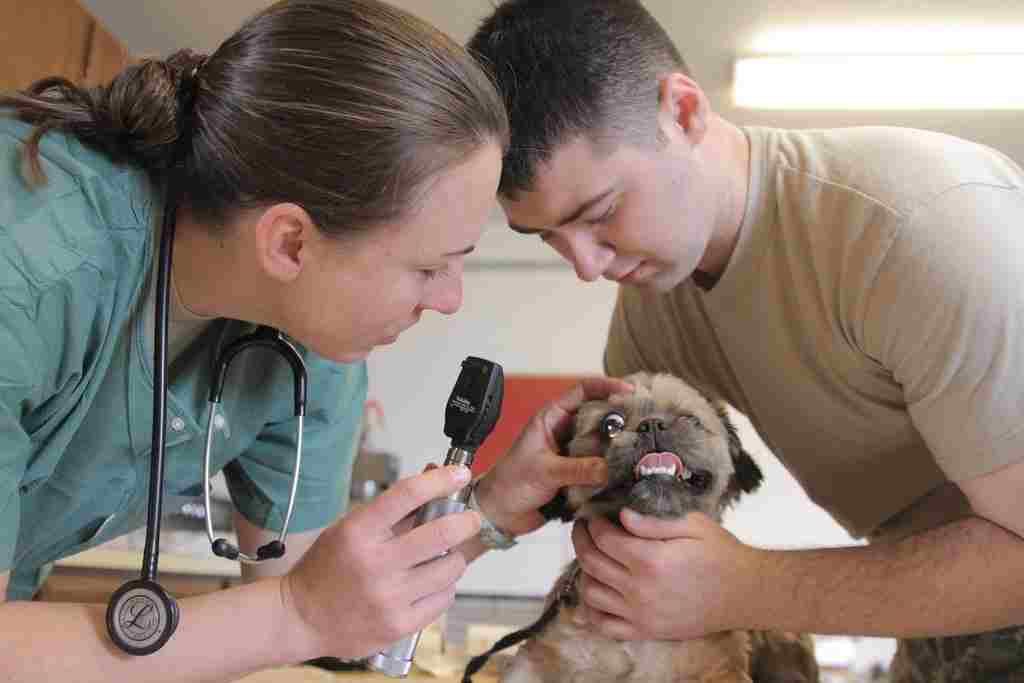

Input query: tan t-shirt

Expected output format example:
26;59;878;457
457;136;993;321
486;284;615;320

605;126;1024;542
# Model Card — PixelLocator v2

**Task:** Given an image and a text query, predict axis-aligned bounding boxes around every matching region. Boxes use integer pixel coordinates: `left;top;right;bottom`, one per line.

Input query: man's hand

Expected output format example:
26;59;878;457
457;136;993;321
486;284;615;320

472;377;634;537
572;509;761;641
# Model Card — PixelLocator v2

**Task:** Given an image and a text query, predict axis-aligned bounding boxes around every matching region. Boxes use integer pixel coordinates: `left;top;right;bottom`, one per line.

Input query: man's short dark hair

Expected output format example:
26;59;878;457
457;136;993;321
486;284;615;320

468;0;689;199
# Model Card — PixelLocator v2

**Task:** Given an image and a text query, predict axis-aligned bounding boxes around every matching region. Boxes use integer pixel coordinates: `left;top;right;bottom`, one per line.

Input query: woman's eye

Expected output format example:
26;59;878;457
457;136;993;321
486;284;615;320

421;266;448;280
586;202;617;226
600;412;626;438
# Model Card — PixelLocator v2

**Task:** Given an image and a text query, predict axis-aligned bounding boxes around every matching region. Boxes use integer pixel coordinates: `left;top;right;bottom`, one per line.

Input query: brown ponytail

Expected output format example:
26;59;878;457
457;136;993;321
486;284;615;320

3;50;206;186
1;0;508;236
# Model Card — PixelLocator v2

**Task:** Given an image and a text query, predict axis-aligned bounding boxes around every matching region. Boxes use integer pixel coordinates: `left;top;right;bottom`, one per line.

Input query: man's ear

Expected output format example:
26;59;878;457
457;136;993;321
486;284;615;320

252;203;318;283
656;72;710;146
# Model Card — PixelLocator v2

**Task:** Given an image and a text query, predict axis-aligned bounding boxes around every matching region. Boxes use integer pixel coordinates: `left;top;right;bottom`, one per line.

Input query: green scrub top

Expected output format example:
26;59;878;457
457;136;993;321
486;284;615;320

0;118;367;601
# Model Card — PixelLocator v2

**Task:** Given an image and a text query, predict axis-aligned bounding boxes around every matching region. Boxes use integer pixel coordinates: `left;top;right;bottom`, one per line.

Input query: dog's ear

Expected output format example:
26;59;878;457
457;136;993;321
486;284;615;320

539;490;574;523
719;406;763;494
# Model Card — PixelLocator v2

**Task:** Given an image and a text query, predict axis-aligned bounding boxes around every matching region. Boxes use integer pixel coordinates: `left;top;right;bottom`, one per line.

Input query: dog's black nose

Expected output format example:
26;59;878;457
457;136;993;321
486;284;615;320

636;418;666;433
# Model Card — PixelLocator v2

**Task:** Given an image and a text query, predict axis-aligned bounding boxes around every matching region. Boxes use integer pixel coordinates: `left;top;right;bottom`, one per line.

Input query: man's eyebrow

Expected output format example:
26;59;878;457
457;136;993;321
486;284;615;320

508;188;615;235
443;245;476;257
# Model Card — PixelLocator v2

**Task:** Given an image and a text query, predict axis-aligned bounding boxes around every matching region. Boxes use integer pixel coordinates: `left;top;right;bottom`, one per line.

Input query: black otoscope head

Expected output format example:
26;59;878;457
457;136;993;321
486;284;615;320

444;357;503;451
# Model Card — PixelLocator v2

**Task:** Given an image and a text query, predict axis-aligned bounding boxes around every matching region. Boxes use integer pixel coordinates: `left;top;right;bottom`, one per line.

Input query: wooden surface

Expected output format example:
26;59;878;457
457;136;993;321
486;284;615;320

236;664;498;683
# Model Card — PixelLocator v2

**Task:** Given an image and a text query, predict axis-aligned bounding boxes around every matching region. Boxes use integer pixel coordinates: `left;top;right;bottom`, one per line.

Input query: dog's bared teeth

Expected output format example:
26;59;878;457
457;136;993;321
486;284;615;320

638;464;676;477
635;452;686;480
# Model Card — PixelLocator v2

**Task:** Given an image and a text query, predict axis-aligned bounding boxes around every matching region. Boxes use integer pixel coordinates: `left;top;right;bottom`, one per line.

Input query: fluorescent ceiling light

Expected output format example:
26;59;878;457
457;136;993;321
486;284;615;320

733;55;1024;110
749;25;1024;55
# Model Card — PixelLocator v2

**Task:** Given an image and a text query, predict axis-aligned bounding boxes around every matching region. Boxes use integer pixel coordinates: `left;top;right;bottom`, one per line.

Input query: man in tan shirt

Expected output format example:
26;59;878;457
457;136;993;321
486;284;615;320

470;1;1024;679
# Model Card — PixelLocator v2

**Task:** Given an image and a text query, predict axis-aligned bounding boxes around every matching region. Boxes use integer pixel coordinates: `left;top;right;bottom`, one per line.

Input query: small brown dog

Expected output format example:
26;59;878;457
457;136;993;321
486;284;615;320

464;373;819;683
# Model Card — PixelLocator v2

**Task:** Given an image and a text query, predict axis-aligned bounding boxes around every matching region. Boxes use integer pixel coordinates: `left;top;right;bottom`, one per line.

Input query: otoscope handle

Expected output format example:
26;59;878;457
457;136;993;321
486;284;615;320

367;448;475;677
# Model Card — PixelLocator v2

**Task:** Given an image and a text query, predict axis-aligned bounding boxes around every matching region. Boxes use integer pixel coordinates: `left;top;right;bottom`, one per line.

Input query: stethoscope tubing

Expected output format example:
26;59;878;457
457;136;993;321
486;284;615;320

140;181;180;584
202;404;305;563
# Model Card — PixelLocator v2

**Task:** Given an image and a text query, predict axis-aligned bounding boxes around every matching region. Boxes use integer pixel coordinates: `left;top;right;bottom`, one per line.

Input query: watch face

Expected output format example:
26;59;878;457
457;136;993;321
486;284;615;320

107;580;178;655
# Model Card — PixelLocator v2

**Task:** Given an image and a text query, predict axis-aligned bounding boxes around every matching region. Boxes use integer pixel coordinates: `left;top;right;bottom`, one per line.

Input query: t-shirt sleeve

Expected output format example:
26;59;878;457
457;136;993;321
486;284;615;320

864;183;1024;482
0;300;48;573
225;358;368;533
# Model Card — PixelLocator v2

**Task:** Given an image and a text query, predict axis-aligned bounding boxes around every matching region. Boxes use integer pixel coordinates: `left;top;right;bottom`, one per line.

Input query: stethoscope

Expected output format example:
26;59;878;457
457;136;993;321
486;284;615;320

105;63;308;656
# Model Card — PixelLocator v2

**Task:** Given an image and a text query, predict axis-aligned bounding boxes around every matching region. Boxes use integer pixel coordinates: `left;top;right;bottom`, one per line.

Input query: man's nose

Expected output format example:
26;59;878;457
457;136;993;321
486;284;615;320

561;229;614;282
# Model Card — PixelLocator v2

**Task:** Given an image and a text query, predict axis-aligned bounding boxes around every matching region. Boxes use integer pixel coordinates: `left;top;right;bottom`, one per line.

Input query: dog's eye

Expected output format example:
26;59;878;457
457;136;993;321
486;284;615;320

600;412;626;439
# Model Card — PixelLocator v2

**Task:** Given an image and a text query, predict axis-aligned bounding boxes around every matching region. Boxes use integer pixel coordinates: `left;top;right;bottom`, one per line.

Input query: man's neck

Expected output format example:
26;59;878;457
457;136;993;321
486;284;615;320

696;116;751;280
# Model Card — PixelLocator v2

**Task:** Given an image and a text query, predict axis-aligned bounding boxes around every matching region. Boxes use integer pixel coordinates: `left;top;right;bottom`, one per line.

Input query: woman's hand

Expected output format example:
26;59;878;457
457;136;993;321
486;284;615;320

472;377;634;537
281;465;481;660
572;509;763;641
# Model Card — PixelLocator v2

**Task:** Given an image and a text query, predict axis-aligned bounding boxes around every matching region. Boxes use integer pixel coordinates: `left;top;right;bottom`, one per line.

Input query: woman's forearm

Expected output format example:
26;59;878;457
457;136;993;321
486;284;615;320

0;577;317;683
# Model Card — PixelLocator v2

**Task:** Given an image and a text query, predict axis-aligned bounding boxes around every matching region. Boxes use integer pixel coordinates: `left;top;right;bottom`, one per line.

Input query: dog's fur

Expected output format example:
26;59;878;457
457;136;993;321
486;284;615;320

497;373;819;683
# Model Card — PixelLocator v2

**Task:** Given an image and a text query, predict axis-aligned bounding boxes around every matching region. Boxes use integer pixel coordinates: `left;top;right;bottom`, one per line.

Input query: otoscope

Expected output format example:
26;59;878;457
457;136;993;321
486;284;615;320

367;356;504;677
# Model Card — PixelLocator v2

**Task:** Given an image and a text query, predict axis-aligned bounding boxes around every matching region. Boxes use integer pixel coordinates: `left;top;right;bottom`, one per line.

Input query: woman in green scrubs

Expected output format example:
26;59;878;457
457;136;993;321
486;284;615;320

0;0;624;679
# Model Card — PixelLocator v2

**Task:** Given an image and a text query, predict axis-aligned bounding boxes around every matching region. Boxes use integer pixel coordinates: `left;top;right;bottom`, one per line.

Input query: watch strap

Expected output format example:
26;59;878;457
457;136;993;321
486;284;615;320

467;482;517;550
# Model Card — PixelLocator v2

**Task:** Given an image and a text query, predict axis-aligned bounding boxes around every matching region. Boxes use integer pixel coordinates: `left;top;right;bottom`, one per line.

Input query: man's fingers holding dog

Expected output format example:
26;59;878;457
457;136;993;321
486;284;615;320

620;508;708;540
577;571;629;619
584;514;660;568
573;519;631;585
578;605;640;642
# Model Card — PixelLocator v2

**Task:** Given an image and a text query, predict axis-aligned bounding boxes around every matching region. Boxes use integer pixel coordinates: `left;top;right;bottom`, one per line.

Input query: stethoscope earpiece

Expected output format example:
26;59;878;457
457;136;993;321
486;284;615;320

211;538;239;561
210;538;286;562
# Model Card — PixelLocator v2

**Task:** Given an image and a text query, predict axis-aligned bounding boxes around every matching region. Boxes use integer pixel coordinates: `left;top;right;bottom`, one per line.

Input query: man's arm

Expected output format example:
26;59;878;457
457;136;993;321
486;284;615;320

576;460;1024;641
745;474;1024;638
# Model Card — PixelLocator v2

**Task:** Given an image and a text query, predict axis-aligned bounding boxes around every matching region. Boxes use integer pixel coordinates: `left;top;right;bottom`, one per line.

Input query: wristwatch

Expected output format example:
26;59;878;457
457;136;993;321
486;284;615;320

467;481;517;550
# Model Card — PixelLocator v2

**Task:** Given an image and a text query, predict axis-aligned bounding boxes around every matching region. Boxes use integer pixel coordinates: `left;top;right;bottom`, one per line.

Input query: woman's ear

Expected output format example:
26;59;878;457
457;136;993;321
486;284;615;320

252;202;318;283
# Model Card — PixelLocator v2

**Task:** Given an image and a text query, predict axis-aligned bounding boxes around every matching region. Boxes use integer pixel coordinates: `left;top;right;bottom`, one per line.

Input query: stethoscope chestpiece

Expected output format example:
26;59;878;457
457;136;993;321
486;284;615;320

106;579;180;656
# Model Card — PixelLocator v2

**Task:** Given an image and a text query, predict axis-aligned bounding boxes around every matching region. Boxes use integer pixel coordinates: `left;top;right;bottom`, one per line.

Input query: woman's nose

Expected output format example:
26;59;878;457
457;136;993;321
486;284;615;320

423;263;464;315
